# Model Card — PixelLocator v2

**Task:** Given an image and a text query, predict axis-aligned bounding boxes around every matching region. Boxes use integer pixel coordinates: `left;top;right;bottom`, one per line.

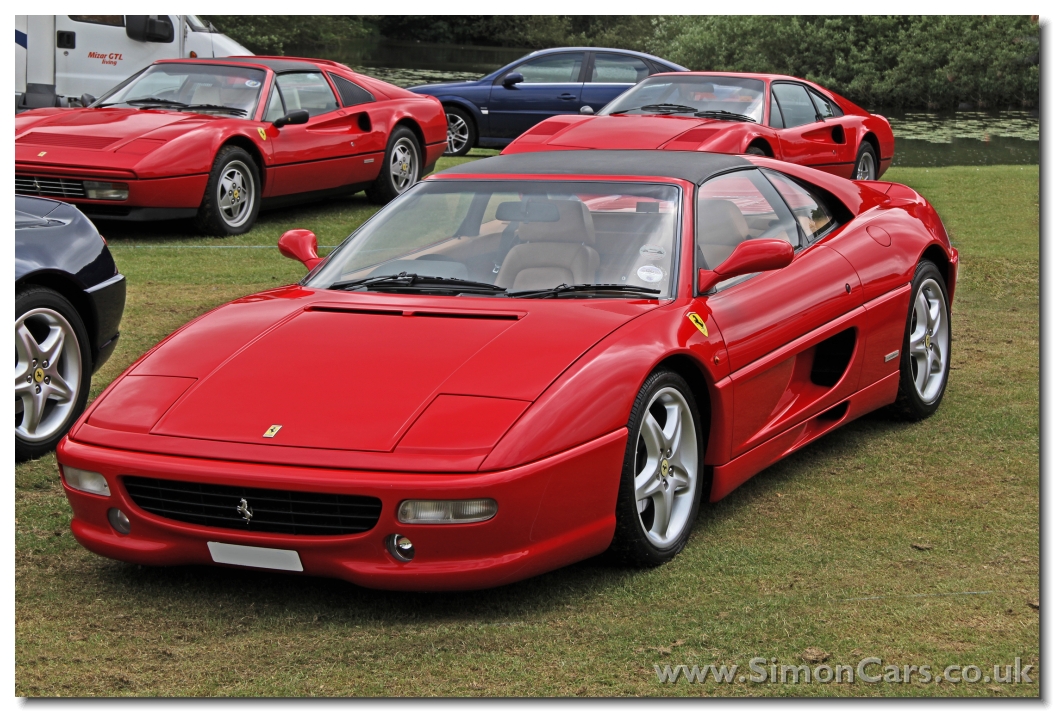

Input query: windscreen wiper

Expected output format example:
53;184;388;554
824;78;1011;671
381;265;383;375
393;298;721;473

694;110;756;123
181;104;247;116
611;103;699;115
329;273;506;294
507;283;662;299
96;97;187;108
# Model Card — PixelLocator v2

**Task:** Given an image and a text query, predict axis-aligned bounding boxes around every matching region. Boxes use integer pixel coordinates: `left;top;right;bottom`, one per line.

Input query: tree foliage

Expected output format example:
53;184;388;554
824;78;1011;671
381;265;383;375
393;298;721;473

203;15;1038;110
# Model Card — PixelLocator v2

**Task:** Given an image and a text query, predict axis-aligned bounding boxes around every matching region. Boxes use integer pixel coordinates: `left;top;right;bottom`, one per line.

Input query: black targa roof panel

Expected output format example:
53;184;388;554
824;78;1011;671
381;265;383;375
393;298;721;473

214;57;321;73
437;150;751;185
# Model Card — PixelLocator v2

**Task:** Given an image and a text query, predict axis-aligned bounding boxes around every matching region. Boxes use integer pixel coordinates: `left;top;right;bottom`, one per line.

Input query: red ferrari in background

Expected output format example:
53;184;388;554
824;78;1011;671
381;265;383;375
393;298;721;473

57;150;955;590
14;57;447;235
504;72;894;181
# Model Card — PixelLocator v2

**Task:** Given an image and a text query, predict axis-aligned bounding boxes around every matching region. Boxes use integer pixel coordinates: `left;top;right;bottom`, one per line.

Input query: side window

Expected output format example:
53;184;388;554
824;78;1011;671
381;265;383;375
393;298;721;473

771;83;818;129
696;170;799;273
769;91;784;128
808;88;842;118
329;73;374;108
762;169;836;242
513;53;585;84
263;85;285;122
69;15;124;26
273;72;338;118
591;53;650;83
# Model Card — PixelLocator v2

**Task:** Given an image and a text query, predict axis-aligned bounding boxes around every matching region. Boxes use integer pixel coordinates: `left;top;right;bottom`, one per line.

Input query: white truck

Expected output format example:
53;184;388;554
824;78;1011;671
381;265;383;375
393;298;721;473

15;15;251;111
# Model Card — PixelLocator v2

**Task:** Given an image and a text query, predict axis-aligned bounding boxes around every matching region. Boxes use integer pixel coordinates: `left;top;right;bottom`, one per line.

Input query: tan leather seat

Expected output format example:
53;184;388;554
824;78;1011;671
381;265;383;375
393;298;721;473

190;85;221;106
697;199;749;269
496;200;600;291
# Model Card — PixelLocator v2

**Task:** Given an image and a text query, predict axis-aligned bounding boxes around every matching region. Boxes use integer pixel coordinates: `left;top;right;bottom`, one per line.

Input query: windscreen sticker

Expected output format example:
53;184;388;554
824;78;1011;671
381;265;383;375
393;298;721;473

639;244;666;259
245;79;261;88
637;265;664;283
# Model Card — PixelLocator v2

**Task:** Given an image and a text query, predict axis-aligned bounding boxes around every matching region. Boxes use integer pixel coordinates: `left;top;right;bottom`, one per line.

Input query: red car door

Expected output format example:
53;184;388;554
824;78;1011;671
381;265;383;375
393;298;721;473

262;71;374;196
769;82;847;174
690;168;864;460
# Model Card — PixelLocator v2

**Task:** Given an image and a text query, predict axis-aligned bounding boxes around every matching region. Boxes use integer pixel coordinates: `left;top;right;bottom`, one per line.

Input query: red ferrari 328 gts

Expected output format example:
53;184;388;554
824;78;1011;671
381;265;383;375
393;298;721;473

57;150;956;591
15;57;447;235
504;72;894;181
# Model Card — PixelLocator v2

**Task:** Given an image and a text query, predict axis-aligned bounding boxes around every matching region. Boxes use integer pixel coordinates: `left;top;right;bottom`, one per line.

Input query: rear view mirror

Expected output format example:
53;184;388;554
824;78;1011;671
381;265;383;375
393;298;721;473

697;239;793;293
278;229;323;271
495;201;560;223
80;93;97;108
580;105;594;115
273;110;310;128
502;72;525;88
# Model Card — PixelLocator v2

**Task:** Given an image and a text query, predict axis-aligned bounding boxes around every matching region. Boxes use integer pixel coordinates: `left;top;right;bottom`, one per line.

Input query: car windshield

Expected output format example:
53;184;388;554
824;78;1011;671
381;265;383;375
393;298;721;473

600;75;765;123
307;180;682;298
95;63;265;118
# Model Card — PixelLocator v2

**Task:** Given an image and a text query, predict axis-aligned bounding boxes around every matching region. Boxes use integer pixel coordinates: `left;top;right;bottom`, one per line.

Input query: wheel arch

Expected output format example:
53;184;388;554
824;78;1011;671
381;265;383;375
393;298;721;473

746;138;774;157
860;131;880;161
921;243;953;297
393;117;427;157
16;272;97;362
218;136;267;193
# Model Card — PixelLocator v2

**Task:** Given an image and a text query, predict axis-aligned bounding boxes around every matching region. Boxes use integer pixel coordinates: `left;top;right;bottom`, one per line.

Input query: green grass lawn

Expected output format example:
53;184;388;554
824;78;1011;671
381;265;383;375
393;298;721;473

15;162;1038;696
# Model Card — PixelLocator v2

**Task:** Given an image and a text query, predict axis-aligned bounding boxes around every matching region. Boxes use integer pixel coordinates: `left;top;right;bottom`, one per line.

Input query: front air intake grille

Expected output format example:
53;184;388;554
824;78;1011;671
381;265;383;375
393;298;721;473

123;476;382;536
15;174;85;198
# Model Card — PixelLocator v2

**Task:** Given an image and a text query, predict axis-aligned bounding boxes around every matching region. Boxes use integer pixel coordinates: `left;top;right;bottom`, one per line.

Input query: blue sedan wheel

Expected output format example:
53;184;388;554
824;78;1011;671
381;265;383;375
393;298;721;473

443;107;475;157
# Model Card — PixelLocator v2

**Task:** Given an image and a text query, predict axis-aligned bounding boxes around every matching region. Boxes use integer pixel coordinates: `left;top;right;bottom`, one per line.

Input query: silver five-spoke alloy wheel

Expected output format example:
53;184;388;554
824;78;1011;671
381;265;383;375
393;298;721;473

854;150;876;180
389;137;419;194
908;277;949;403
445;112;470;155
15;307;82;443
217;159;255;229
633;387;699;547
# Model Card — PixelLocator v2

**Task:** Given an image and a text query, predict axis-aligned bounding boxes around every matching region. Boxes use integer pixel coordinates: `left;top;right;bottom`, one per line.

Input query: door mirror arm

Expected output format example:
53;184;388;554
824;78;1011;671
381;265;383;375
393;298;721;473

697;239;794;293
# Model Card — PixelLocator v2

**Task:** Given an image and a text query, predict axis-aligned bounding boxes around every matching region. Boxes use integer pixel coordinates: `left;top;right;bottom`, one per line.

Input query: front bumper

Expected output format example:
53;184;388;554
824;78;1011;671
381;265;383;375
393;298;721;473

14;171;208;220
56;429;626;591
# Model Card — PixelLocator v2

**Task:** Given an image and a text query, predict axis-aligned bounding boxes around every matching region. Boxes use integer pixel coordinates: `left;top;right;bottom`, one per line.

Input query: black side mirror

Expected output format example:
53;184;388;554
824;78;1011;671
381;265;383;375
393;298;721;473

80;93;97;108
273;109;310;128
502;72;525;88
126;16;174;43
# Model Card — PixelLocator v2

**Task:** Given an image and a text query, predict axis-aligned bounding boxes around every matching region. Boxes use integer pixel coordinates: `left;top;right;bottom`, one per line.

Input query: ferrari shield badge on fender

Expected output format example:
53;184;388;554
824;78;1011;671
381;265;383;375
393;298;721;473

257;128;268;141
687;312;708;337
263;424;282;438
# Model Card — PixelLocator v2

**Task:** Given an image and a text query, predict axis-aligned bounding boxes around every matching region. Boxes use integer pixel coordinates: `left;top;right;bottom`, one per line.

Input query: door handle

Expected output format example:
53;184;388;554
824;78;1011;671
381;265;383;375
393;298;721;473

559;93;576;100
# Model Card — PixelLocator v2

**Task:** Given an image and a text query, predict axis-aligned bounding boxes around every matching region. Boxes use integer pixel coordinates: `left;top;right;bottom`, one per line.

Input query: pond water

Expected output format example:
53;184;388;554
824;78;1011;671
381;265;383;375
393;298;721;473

299;40;1039;167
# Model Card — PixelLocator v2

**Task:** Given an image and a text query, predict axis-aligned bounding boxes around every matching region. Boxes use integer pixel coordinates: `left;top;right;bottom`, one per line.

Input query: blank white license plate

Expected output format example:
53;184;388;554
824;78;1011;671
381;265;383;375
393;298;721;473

207;542;303;572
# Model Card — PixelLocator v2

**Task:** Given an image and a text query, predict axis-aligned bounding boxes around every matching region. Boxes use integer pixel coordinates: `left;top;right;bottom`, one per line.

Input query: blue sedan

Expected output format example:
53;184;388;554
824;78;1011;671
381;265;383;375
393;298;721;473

409;47;688;156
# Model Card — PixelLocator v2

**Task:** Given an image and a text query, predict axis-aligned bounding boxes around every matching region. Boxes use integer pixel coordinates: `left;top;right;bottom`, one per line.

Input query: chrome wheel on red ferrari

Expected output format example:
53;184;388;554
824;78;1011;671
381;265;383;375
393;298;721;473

853;142;878;180
366;127;423;205
892;260;951;420
611;370;704;566
195;146;261;236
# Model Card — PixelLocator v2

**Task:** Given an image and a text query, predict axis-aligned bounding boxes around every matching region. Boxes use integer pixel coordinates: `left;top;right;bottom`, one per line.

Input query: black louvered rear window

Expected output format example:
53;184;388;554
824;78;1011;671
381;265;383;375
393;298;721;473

330;74;374;108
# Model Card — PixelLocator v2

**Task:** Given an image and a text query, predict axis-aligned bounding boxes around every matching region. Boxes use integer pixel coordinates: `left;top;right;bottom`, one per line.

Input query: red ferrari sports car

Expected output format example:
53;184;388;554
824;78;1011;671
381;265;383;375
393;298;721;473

503;72;894;181
57;150;956;591
14;57;447;235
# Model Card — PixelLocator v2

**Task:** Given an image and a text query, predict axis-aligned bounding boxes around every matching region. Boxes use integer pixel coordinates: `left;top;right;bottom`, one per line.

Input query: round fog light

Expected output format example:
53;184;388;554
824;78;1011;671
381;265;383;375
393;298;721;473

386;534;415;562
107;508;131;535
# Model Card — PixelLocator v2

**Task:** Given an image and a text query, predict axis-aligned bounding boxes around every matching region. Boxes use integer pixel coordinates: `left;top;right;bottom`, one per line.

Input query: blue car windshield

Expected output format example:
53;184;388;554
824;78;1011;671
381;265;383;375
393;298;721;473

600;75;765;122
307;179;682;298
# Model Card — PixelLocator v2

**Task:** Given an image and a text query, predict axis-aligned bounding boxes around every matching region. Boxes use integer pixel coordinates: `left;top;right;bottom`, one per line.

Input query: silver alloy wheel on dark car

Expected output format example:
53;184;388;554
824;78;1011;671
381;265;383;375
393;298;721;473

445;111;471;156
15;307;82;444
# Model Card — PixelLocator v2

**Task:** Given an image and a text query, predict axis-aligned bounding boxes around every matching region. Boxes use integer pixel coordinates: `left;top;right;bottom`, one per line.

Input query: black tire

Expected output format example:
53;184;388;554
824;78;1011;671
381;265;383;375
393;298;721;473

745;145;768;156
852;141;879;180
889;260;951;421
608;370;705;567
366;127;422;205
15;286;92;461
194;145;261;236
443;106;476;157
